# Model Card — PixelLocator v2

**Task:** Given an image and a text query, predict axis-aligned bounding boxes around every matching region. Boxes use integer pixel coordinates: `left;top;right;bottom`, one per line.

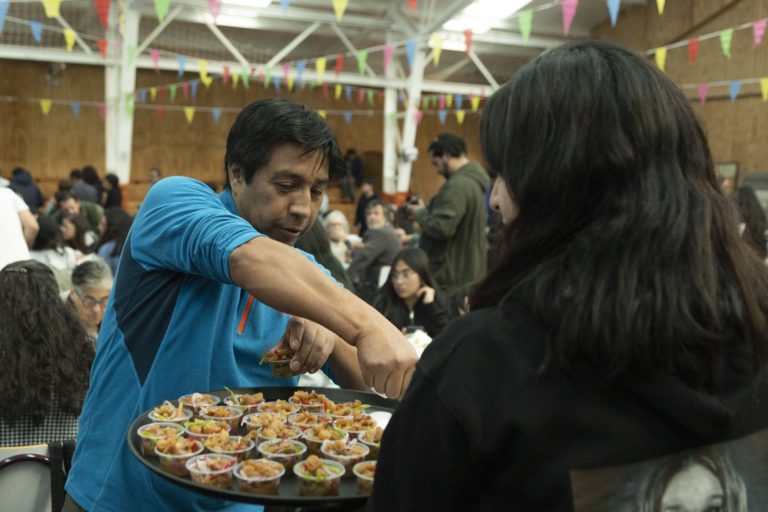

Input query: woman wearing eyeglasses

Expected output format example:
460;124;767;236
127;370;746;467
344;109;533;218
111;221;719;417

372;248;450;338
68;259;113;340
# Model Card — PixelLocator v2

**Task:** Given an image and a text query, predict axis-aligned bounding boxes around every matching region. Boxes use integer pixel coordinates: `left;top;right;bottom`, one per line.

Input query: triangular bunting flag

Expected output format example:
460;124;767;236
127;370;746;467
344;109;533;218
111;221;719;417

656;0;665;14
288;76;295;91
43;0;61;18
40;99;52;115
94;0;110;32
761;78;768;102
446;94;453;108
297;60;306;82
273;76;281;91
97;38;107;57
156;105;166;121
383;45;393;73
222;65;230;85
151;49;161;72
335;83;342;100
316;57;326;83
456;110;465;125
212;108;222;123
318;110;326;119
98;102;106;120
332;0;348;21
282;63;290;83
720;28;734;58
70;101;81;118
729;80;741;102
367;89;374;106
177;55;186;78
208;0;222;21
263;67;273;88
414;110;423;124
455;94;464;110
64;29;76;52
607;0;620;27
322;83;330;101
408;0;417;10
438;110;447;124
421;97;429;110
335;54;345;77
0;0;8;36
150;87;157;101
280;0;290;10
137;89;147;103
430;34;443;66
471;95;480;112
562;0;578;36
464;29;472;55
232;72;240;88
345;85;352;101
688;38;699;64
519;10;532;43
124;93;133;116
406;39;417;69
241;71;249;89
438;95;446;109
184;106;195;124
155;0;170;22
343;111;352;124
655;47;667;71
169;84;177;102
199;59;209;83
754;20;767;46
127;46;137;63
357;50;368;75
30;22;43;43
190;80;199;100
358;88;365;105
181;82;190;99
697;83;708;104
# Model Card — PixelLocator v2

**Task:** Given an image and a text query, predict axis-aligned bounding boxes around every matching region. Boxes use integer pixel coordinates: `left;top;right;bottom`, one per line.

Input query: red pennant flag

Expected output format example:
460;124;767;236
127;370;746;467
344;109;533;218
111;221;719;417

98;102;106;120
181;82;190;99
688;37;699;64
463;29;473;55
94;0;110;32
157;87;165;101
223;65;230;85
335;54;345;77
97;39;107;58
376;90;384;103
156;105;166;121
407;0;417;10
358;88;365;105
322;83;330;100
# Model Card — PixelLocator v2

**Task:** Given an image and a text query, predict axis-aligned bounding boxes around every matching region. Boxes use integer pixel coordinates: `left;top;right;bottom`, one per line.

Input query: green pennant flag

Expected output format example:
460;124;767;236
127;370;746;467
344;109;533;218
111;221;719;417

720;28;734;58
367;89;374;106
124;93;134;116
242;71;250;89
263;67;272;88
421;97;429;110
154;0;170;22
169;84;177;102
357;49;368;75
518;10;533;43
127;46;137;63
388;112;397;123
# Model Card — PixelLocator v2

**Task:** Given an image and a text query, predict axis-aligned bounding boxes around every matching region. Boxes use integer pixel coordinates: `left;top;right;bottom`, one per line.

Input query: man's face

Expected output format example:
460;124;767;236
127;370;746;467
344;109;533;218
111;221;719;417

59;198;81;217
429;152;450;179
149;169;160;183
229;145;329;246
366;205;387;230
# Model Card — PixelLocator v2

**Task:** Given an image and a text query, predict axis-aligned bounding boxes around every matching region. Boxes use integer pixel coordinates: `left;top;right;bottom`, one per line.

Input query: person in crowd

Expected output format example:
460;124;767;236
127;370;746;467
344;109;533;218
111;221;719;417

346;148;365;187
371;41;768;510
0;187;38;269
340;150;357;203
30;215;78;276
50;191;103;232
95;208;133;273
148;167;162;186
81;165;103;199
63;98;416;512
61;214;97;256
295;219;355;293
354;180;378;236
67;259;113;341
101;173;123;210
407;132;490;295
372;248;450;338
348;201;402;301
69;168;99;203
9;167;44;211
736;185;767;260
0;260;93;445
324;209;356;266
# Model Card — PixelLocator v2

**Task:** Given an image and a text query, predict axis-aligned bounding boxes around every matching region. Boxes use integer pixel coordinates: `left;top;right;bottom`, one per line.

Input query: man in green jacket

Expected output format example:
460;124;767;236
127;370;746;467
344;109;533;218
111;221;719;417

49;191;104;232
408;133;490;295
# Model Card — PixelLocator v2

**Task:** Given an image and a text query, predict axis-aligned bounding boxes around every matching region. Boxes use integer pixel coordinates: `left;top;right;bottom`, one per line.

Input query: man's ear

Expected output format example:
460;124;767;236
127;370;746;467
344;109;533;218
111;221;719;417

228;164;244;186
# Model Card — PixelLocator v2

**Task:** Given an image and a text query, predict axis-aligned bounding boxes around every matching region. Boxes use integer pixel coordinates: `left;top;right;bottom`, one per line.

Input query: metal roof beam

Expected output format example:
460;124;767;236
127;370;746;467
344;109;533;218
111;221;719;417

206;20;250;70
137;5;182;54
329;23;377;78
266;21;322;68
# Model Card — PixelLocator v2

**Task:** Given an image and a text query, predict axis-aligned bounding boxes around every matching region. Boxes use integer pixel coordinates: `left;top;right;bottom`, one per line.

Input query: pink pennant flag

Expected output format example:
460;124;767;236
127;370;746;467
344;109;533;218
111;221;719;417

383;45;393;73
283;63;290;83
438;95;446;109
223;65;230;85
754;20;767;46
181;82;190;99
697;83;709;104
150;49;160;73
463;29;473;55
207;0;222;20
358;88;365;105
562;0;578;36
414;110;423;124
408;0;417;10
98;102;106;120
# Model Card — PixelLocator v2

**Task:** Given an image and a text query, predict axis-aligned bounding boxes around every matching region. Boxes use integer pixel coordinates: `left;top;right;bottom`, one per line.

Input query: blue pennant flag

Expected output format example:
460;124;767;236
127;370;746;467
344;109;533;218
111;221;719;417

398;91;405;105
455;94;464;109
345;85;352;101
405;39;417;69
343;111;352;124
280;0;290;10
438;110;447;124
176;55;186;78
211;108;222;124
0;0;10;36
607;0;620;27
296;60;306;83
729;80;741;102
70;101;81;118
190;79;199;100
273;75;282;91
30;21;43;43
137;89;147;103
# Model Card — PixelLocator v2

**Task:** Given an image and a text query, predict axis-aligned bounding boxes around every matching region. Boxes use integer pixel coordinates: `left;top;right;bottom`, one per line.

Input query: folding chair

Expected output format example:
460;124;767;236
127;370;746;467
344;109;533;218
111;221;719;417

0;440;75;512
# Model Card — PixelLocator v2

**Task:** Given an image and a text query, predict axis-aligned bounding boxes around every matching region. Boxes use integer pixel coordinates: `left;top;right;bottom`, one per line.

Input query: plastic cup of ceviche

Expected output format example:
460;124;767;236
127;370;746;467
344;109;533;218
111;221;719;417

234;458;286;495
199;405;244;430
293;455;344;496
302;425;349;457
137;422;185;457
154;437;204;477
352;460;376;494
147;401;193;424
178;393;221;417
320;439;369;478
257;439;307;470
185;453;237;489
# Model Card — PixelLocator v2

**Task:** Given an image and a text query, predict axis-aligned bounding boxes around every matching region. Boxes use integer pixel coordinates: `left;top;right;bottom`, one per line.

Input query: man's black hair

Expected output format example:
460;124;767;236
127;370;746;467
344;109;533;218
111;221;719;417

224;98;344;188
70;169;83;180
428;133;467;158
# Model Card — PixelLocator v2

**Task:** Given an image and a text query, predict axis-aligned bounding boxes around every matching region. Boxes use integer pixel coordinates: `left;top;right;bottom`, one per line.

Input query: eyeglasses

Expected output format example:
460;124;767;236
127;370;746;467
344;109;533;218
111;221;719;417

391;269;415;280
74;289;109;309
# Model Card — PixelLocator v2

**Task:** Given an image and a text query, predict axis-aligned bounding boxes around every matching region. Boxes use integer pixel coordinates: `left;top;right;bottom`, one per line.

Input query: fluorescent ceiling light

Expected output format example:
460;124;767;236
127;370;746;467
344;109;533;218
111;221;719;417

442;0;532;34
222;0;272;7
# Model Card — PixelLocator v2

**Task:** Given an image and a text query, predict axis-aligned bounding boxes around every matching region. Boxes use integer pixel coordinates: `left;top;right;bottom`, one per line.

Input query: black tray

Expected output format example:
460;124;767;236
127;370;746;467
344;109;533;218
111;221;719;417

127;386;396;509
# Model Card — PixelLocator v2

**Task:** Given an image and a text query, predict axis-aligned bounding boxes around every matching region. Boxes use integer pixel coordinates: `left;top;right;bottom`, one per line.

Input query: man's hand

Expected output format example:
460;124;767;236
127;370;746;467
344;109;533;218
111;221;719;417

355;317;419;400
273;317;336;374
406;198;426;215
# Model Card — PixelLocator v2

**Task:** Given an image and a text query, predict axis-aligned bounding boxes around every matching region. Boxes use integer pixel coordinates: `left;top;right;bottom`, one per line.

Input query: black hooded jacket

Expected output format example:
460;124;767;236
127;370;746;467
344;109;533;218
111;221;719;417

9;169;44;210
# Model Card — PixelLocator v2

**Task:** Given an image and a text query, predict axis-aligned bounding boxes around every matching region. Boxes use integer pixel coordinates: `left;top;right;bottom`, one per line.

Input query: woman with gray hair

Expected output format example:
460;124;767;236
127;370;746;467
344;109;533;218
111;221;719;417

67;259;113;339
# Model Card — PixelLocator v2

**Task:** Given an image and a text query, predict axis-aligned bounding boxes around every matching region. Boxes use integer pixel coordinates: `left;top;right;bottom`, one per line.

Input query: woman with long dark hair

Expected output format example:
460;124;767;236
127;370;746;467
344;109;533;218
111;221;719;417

0;260;94;445
372;248;450;337
371;41;768;510
61;214;97;256
101;173;123;210
95;207;132;273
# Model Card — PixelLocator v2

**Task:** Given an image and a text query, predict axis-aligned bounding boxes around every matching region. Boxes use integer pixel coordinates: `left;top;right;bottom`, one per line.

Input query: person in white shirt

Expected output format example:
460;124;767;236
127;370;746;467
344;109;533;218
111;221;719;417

0;188;38;269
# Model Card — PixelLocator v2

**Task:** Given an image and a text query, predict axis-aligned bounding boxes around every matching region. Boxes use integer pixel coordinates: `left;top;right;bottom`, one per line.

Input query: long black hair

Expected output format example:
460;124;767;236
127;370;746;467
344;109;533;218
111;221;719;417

373;249;439;327
0;261;93;425
471;41;768;384
96;207;133;257
62;213;95;254
33;215;66;252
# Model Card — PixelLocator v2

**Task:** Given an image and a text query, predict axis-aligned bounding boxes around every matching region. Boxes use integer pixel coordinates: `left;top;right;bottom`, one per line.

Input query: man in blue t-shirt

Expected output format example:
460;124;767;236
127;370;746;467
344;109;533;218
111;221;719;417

63;99;417;512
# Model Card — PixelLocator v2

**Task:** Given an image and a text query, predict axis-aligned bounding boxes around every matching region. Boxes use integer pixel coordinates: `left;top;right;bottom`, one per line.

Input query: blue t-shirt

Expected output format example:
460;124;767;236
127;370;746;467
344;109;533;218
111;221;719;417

66;177;311;511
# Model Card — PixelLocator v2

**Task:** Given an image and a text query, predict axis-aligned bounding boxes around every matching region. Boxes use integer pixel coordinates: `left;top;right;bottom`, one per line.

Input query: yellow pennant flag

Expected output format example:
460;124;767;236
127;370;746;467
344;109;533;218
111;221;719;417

656;0;665;14
150;87;157;101
761;78;768;102
318;110;327;119
471;95;480;112
201;75;213;88
233;73;240;89
184;107;195;124
199;59;209;82
456;110;466;125
430;34;443;66
655;47;667;71
316;57;327;83
42;0;61;18
40;99;53;115
63;29;76;52
446;94;453;108
288;76;296;91
332;0;349;21
335;84;342;100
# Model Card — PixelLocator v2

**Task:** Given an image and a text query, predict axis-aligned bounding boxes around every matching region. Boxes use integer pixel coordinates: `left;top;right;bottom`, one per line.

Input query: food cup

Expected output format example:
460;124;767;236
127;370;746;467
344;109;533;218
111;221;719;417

256;425;302;444
185;454;237;489
199;406;244;430
137;422;185;457
224;393;264;415
178;393;221;416
359;428;383;460
302;426;349;456
257;400;301;416
147;404;193;424
234;459;286;495
257;439;307;470
288;412;332;431
320;439;369;478
293;457;344;496
242;412;287;434
183;420;231;443
352;461;376;494
267;359;293;379
155;439;204;477
205;435;255;462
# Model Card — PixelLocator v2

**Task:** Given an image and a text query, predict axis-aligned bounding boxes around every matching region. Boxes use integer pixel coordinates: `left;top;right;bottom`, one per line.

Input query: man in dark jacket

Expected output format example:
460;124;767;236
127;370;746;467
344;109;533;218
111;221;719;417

408;133;490;295
348;201;401;301
9;167;44;211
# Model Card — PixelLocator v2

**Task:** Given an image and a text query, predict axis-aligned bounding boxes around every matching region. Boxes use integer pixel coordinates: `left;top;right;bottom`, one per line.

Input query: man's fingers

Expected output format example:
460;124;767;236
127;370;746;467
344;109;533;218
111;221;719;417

292;328;316;372
398;366;415;400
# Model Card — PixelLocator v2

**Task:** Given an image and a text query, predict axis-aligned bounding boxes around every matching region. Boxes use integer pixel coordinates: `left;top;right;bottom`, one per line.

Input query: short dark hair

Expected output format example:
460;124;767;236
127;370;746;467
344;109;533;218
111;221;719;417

105;173;120;188
428;133;467;158
70;169;82;180
224;98;344;188
81;165;100;187
12;167;26;177
55;191;77;205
